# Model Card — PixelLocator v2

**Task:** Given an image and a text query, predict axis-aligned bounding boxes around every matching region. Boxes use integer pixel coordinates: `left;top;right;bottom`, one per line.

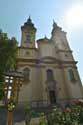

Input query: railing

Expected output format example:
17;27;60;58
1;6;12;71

1;98;83;110
17;100;49;109
17;98;83;108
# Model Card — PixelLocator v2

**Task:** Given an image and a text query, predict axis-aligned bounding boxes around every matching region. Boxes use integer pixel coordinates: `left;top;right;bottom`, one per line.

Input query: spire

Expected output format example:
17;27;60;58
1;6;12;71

51;20;62;35
53;20;62;30
21;16;36;32
44;35;49;41
44;35;47;39
53;20;58;29
27;16;32;24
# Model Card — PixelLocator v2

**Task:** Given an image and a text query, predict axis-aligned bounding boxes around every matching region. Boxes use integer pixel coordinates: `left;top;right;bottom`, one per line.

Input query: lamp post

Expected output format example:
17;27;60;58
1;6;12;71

4;70;24;125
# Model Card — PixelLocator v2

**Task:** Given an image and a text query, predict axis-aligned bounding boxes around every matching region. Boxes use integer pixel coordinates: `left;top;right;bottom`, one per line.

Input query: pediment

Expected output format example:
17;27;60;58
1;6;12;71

38;56;59;63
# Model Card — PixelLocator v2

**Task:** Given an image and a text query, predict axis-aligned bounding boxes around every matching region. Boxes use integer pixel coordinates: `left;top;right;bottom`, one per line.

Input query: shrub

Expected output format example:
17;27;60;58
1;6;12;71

39;100;83;125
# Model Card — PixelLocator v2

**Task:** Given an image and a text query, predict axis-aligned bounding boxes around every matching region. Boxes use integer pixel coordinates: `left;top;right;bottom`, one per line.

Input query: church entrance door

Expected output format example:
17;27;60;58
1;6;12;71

49;90;56;104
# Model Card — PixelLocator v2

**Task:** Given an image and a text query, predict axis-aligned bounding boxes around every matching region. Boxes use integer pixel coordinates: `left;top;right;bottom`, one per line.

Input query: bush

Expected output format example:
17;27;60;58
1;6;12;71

39;100;83;125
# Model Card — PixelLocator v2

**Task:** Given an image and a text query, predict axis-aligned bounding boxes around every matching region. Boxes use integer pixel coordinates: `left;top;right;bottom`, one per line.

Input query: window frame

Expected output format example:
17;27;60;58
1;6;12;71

68;69;76;82
23;68;30;82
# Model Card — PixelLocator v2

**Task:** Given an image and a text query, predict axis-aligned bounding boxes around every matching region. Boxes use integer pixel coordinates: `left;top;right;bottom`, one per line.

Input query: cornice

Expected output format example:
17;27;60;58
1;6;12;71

60;61;77;64
16;63;45;68
18;46;38;51
37;56;77;65
16;56;77;65
16;58;38;63
57;49;72;53
16;63;77;69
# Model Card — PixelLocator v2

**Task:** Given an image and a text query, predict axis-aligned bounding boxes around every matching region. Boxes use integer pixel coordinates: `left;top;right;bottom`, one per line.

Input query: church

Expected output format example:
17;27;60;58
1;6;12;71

16;17;83;107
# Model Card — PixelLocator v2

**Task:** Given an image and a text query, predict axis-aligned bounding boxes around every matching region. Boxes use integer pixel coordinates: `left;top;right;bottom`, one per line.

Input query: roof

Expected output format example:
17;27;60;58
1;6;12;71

37;36;50;43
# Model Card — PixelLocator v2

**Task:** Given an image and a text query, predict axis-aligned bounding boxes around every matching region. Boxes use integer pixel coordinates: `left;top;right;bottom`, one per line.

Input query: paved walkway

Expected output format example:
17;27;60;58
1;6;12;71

14;118;40;125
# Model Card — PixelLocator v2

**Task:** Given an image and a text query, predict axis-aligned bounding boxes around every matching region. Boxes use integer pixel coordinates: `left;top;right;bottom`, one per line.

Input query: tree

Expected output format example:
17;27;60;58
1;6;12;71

0;30;18;100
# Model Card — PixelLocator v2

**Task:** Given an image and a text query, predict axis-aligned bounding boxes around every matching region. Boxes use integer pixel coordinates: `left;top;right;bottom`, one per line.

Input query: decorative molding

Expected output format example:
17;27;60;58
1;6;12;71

16;63;46;68
16;58;38;63
61;61;77;64
53;65;77;69
18;46;38;51
57;50;72;53
16;57;77;67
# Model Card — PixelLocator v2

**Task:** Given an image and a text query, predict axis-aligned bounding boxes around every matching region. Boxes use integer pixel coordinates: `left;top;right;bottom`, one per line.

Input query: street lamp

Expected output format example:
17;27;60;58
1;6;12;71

4;70;24;125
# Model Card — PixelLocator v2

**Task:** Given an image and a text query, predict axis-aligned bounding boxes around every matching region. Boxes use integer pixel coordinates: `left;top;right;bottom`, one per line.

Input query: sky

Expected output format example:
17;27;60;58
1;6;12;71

0;0;83;84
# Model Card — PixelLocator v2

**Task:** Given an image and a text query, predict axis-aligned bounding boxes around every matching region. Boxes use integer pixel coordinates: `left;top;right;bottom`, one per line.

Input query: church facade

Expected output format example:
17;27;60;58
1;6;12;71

16;17;83;106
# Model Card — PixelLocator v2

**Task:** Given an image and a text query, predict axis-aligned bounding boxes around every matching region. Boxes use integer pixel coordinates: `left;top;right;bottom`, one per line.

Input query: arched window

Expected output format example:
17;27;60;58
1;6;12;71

47;69;54;81
68;69;76;82
23;68;30;82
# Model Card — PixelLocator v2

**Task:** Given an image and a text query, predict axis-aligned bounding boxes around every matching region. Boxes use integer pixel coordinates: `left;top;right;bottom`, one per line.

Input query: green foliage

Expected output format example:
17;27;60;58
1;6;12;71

0;30;18;100
39;113;47;125
25;104;33;121
24;101;83;125
8;101;16;111
39;102;83;125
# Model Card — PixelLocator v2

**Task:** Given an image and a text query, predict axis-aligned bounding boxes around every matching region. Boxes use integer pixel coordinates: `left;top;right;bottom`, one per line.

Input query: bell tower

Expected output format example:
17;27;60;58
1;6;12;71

21;16;37;48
